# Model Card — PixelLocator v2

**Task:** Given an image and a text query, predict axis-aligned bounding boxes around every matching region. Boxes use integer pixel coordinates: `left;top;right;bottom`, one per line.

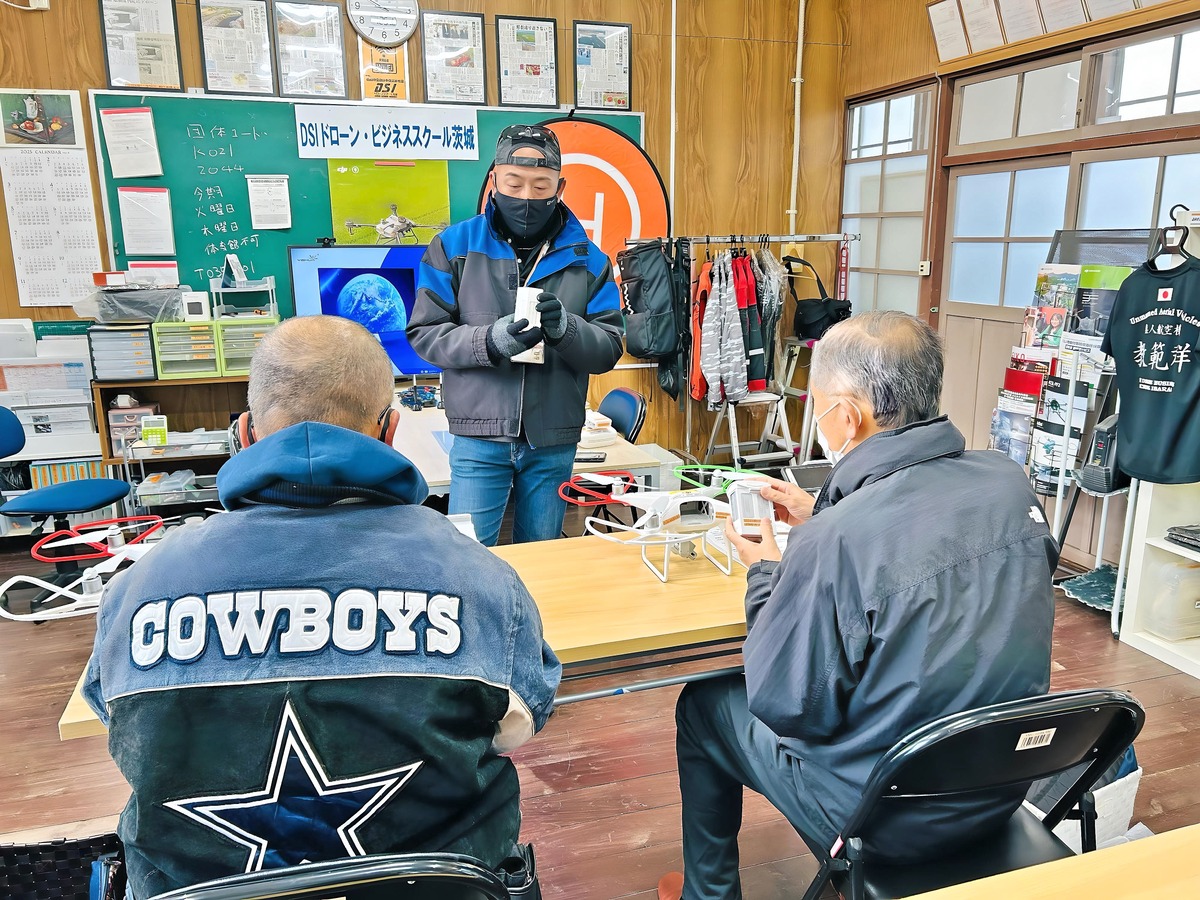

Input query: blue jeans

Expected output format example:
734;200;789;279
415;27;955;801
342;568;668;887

448;436;576;546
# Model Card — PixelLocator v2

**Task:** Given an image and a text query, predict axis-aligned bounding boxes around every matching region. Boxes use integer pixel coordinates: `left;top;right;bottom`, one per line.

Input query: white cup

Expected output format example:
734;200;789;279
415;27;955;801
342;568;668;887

512;286;544;364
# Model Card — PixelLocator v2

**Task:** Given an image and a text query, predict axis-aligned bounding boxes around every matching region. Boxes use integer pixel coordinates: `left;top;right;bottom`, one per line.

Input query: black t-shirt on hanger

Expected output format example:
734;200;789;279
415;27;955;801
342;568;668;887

1101;255;1200;484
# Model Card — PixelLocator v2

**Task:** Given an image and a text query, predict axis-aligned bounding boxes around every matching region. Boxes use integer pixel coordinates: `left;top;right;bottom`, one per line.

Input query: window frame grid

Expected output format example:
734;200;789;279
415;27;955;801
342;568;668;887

1081;19;1200;138
942;156;1072;319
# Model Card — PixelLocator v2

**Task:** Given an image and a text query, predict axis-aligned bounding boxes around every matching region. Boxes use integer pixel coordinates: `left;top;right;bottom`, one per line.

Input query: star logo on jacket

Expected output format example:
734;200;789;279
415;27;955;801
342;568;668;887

164;701;423;872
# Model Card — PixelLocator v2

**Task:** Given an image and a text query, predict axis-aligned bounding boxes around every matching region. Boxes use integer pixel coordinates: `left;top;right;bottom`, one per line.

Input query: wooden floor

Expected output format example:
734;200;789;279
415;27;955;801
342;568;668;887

3;544;1200;898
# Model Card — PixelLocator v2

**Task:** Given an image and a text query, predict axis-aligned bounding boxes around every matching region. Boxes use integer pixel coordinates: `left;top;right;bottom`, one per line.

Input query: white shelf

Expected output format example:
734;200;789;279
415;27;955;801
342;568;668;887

1147;536;1200;566
1121;629;1200;681
6;432;101;462
1119;481;1200;678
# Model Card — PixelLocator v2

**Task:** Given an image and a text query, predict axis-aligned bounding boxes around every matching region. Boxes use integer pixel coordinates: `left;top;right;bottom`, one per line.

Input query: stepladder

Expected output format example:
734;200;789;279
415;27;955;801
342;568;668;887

702;338;817;468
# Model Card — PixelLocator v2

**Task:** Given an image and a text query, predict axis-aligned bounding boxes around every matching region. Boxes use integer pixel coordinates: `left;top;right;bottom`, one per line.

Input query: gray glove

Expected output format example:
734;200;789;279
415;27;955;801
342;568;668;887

486;315;541;363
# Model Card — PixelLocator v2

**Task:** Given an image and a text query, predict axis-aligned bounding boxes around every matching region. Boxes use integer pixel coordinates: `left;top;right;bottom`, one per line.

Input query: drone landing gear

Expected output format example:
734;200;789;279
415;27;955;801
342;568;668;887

585;516;735;584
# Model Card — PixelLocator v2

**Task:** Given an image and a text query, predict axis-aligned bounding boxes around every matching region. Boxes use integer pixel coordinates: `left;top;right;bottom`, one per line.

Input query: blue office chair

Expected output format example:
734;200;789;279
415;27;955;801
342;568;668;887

0;407;131;589
149;853;517;900
598;388;647;443
566;388;648;537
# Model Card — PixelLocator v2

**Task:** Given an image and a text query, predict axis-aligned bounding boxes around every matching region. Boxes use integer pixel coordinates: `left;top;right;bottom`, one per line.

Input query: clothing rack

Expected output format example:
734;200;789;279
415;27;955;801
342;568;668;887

624;232;860;247
620;232;858;459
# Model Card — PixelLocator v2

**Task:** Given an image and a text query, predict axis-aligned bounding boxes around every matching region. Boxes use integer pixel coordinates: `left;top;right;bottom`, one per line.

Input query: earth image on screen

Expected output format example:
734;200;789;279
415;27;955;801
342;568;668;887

336;274;407;333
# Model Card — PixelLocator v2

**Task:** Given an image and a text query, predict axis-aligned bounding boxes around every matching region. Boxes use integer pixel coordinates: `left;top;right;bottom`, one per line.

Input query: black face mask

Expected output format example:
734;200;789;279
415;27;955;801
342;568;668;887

493;188;559;241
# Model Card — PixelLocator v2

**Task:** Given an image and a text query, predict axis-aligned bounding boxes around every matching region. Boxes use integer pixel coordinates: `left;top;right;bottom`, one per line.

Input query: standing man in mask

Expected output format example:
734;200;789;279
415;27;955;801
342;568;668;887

408;124;623;546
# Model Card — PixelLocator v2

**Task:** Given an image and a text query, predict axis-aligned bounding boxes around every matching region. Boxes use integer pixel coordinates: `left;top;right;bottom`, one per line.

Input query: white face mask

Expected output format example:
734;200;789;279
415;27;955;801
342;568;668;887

815;399;857;465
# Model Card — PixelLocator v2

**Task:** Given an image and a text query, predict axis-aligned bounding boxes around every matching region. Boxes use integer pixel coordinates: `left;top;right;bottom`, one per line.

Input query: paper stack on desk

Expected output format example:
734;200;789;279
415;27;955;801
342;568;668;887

580;409;618;448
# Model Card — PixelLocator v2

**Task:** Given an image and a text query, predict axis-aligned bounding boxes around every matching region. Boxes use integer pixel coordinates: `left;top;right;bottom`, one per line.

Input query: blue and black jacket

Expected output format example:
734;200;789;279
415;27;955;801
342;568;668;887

83;423;561;898
408;199;623;447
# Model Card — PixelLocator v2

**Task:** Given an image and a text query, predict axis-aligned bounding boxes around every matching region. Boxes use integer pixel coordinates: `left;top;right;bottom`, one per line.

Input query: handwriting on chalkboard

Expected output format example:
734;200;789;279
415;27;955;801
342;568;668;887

185;121;267;281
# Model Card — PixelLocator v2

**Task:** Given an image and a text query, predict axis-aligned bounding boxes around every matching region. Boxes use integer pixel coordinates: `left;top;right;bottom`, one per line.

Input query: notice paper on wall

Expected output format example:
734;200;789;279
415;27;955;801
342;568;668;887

995;0;1046;42
127;260;180;286
117;186;175;255
245;174;292;230
99;107;163;178
1084;0;1137;18
0;148;103;307
927;0;971;61
959;0;1005;52
1039;0;1088;31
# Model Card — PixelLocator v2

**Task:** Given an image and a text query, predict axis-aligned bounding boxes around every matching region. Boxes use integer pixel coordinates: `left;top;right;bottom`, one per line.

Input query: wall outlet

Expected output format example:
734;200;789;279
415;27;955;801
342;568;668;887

29;0;50;10
918;260;932;276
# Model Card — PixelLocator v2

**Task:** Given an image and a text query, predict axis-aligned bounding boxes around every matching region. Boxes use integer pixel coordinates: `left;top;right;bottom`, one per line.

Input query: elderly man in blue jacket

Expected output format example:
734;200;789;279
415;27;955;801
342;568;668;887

408;124;624;546
659;311;1058;900
84;316;561;900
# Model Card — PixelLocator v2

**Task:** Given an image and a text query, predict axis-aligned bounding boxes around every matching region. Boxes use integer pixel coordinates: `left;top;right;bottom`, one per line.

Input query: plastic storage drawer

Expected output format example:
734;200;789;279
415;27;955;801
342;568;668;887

88;325;156;382
151;323;220;380
216;317;278;376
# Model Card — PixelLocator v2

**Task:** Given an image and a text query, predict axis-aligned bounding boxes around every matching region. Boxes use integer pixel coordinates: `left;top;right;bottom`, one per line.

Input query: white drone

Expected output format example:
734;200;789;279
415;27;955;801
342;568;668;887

0;519;163;622
561;470;773;582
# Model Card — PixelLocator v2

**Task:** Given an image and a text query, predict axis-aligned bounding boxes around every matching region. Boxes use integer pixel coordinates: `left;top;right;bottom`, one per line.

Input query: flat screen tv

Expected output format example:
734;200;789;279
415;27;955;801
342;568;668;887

288;244;439;377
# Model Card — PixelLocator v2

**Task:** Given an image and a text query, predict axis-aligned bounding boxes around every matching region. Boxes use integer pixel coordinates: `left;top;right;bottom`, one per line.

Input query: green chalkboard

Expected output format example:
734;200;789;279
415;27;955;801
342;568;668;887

94;93;334;317
92;92;642;318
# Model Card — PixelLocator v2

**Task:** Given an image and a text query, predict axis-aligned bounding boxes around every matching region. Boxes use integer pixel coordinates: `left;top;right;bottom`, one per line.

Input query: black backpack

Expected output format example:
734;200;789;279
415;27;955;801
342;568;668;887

787;256;851;340
618;239;682;359
617;239;691;399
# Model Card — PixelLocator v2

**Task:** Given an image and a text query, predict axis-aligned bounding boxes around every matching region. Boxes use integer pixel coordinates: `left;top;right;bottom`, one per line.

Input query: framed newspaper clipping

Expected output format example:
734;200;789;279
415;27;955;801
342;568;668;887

573;20;631;111
273;1;348;99
198;0;277;96
99;0;185;91
421;10;487;106
495;15;559;109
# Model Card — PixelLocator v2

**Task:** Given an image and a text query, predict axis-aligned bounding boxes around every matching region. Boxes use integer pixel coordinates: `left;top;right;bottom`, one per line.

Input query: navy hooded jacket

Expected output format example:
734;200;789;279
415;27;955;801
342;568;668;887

743;417;1057;859
83;423;561;898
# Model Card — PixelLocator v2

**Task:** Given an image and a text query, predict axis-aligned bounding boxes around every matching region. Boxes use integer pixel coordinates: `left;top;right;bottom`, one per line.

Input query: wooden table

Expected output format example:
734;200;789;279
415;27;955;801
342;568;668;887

59;536;749;740
391;404;667;495
910;822;1200;898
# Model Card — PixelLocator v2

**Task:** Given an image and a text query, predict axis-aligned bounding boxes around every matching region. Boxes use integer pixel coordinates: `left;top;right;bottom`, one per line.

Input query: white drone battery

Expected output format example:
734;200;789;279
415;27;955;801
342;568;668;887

512;286;544;364
728;480;775;539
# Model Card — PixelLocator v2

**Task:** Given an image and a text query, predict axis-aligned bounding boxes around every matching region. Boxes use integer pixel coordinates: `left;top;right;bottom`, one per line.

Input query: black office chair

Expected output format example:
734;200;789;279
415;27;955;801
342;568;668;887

800;689;1145;900
1;831;122;900
598;388;647;443
149;853;513;900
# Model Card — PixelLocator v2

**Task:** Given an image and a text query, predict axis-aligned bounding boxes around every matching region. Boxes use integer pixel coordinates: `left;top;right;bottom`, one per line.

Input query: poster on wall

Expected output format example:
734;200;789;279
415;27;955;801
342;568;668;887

573;21;631;111
329;159;450;247
0;89;85;149
496;16;559;109
0;148;104;307
926;0;971;60
273;1;348;99
198;0;276;95
360;40;408;102
99;0;185;91
421;11;487;106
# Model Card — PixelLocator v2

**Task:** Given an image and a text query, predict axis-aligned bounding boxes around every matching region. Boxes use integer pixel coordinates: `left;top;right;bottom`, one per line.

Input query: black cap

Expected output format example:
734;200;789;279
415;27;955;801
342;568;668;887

494;123;562;171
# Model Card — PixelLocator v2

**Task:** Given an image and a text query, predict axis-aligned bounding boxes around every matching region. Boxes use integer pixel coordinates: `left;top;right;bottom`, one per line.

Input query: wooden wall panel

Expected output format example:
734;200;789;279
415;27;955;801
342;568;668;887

941;314;982;435
840;0;939;99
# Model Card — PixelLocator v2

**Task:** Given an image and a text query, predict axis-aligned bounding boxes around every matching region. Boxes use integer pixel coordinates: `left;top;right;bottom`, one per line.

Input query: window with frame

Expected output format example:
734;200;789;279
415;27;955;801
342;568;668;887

945;162;1071;309
1088;23;1200;127
951;56;1083;152
841;89;932;317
